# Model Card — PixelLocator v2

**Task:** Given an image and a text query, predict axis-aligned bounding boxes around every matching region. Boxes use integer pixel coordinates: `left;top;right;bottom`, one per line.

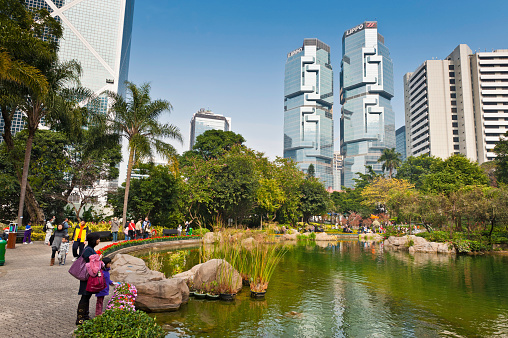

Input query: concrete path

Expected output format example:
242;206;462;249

0;241;114;337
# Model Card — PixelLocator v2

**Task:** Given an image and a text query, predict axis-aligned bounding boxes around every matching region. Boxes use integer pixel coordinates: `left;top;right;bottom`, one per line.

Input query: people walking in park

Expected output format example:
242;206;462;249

50;224;66;266
110;217;119;242
62;218;70;234
135;219;142;239
58;235;70;265
72;221;90;261
44;216;56;244
177;224;182;236
76;233;101;325
185;221;190;235
128;220;135;240
143;217;151;238
95;257;114;316
23;221;32;244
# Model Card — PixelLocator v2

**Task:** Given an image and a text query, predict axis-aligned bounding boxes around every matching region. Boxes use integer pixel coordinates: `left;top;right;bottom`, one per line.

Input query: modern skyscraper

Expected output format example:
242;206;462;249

403;45;476;160
284;38;334;189
470;48;508;163
404;44;507;164
189;108;231;150
333;151;343;191
395;126;406;161
1;0;134;142
340;21;395;188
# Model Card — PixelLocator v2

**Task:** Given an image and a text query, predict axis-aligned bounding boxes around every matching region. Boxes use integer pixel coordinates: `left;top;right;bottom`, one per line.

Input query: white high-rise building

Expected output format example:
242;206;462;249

403;44;476;160
471;49;508;163
404;44;508;164
333;152;343;191
189;109;231;150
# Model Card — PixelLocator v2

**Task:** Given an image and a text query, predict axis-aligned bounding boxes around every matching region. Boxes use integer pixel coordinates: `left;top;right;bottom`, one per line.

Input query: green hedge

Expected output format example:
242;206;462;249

74;309;164;337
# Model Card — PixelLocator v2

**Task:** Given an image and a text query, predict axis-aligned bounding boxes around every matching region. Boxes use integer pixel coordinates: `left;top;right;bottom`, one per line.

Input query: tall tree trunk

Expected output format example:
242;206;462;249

16;130;35;229
122;146;135;228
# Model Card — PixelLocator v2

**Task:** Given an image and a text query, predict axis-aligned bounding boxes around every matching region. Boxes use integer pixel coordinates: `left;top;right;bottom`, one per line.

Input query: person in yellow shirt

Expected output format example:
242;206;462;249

71;221;90;261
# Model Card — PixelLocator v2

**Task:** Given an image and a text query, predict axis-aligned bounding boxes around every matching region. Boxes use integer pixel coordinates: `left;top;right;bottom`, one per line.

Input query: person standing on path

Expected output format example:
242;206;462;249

135;219;142;239
23;221;32;244
62;218;70;235
44;216;56;245
50;224;66;266
71;221;89;261
110;217;119;242
95;257;114;316
128;220;135;240
143;217;151;239
76;233;101;325
58;235;70;265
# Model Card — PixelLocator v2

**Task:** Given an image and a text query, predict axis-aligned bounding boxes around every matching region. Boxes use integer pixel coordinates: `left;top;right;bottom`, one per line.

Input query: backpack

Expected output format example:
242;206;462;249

43;223;48;232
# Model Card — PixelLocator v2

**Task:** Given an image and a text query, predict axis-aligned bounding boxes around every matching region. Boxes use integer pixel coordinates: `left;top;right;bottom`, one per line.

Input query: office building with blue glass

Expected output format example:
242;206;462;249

284;39;334;189
189;109;231;150
396;126;406;161
340;22;395;188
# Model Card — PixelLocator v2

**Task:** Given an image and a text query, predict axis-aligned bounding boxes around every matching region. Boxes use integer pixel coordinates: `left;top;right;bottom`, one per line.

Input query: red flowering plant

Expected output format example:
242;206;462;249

106;283;137;311
96;235;202;256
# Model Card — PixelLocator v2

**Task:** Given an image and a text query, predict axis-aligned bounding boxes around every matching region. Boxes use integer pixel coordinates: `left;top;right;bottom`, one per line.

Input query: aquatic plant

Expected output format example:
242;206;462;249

249;244;286;293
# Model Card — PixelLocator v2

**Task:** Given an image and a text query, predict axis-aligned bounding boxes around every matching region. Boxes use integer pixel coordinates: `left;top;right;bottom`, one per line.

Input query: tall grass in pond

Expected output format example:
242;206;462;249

249;244;287;292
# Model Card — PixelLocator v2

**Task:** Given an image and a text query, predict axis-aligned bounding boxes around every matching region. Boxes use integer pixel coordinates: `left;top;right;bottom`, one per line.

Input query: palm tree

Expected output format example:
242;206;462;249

378;148;402;178
0;49;48;96
105;82;182;228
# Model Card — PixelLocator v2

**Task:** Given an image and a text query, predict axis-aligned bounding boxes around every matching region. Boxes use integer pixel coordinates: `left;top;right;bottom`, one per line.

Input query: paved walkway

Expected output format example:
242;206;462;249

0;241;114;337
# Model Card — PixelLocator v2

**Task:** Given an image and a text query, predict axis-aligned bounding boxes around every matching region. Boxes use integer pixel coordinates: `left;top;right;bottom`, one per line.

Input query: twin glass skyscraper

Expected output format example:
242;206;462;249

284;39;334;189
340;22;395;188
284;23;395;190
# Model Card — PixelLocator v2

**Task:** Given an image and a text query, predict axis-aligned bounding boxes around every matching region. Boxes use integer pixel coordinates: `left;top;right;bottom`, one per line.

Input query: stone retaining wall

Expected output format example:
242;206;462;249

105;239;202;258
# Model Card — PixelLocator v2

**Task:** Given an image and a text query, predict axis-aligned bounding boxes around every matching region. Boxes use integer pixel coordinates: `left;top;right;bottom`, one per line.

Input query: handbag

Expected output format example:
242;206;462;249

86;270;106;293
124;226;129;235
68;256;89;281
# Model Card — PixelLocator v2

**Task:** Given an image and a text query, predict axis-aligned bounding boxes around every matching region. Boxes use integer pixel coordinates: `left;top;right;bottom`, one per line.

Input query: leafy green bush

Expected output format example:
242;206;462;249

452;238;490;253
193;227;210;236
416;231;450;243
74;309;164;338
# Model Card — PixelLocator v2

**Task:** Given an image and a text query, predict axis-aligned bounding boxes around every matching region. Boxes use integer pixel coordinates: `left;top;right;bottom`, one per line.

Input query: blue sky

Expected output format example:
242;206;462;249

128;0;508;160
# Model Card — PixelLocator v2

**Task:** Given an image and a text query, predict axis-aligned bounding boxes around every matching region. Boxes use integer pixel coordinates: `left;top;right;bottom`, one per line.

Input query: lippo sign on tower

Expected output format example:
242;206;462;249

343;21;377;38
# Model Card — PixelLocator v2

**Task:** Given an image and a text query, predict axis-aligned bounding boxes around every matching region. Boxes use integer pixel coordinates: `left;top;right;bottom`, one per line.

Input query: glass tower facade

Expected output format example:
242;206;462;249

340;22;395;188
395;126;406;161
284;39;334;189
1;0;134;143
189;109;231;150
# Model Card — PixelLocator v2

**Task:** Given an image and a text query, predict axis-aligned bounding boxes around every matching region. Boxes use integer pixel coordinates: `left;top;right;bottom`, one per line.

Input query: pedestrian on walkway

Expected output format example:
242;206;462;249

23;221;32;244
44;216;55;245
95;257;114;316
62;218;70;235
143;217;151;239
50;224;66;266
58;235;70;265
72;221;89;261
135;219;142;239
76;233;101;326
110;217;119;242
128;220;135;240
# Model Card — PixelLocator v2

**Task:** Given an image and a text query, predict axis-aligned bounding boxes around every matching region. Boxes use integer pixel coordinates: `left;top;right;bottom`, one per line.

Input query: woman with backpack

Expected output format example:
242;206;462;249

76;232;101;325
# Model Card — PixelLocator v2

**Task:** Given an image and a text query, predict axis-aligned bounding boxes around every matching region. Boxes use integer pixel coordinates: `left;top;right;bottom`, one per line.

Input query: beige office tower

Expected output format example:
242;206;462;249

403;44;476;160
471;49;508;163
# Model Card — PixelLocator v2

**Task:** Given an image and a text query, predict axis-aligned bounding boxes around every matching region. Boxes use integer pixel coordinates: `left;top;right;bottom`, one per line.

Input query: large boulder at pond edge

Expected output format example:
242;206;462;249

241;237;257;249
315;232;337;241
110;254;165;284
282;232;298;240
110;254;189;312
203;232;217;244
135;278;189;312
192;258;242;293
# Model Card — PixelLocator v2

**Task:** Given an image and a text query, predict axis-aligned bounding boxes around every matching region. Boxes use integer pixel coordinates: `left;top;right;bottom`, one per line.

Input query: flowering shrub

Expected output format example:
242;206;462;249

74;309;164;337
107;283;137;311
96;235;202;256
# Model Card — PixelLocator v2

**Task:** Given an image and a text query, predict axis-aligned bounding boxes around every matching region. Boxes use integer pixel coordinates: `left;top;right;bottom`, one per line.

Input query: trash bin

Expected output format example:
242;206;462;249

0;239;6;266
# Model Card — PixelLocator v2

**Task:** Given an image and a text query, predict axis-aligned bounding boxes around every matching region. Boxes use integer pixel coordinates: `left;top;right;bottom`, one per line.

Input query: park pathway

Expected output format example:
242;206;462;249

0;241;113;337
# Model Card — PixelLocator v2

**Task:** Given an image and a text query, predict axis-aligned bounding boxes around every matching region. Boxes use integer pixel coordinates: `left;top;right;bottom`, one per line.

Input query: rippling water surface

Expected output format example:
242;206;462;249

137;241;508;337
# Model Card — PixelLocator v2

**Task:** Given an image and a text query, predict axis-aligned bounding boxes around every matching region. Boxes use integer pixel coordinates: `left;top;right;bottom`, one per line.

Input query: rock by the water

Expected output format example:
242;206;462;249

282;232;298;240
203;232;217;244
110;253;189;312
110;254;165;284
135;277;189;312
384;235;456;254
241;237;257;249
192;258;242;293
315;232;337;241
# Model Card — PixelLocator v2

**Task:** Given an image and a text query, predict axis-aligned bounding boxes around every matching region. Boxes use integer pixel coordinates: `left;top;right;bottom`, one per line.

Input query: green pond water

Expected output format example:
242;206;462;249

135;241;508;337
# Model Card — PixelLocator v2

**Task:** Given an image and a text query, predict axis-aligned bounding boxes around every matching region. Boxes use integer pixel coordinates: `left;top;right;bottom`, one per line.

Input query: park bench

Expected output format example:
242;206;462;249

162;229;179;236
